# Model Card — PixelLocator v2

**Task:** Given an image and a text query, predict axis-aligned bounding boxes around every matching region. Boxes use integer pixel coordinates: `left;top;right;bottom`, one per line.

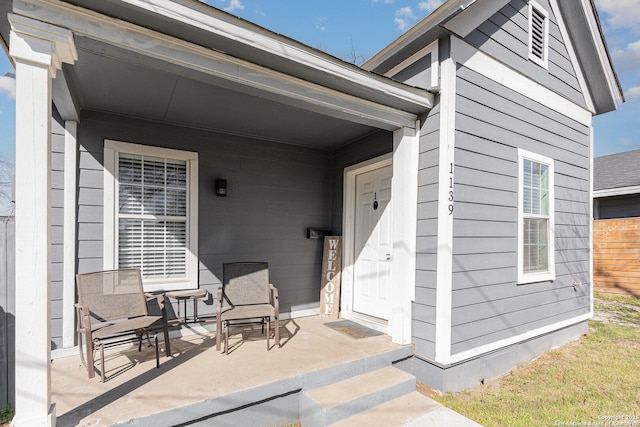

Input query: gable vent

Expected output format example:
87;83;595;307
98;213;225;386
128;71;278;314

528;1;549;68
531;9;545;59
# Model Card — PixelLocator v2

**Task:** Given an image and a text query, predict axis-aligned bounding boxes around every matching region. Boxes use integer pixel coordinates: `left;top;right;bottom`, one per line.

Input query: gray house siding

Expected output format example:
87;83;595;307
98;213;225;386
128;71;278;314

464;0;585;108
0;217;15;409
50;109;66;348
390;54;433;90
413;103;440;359
595;195;640;219
76;111;334;318
449;63;591;355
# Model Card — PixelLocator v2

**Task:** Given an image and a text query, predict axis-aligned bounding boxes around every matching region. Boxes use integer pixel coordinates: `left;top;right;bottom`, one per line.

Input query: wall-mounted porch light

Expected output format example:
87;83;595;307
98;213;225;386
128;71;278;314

215;179;227;197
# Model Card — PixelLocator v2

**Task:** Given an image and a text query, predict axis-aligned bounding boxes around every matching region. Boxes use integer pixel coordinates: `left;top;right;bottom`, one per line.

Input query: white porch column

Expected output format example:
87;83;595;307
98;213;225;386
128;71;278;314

389;122;420;345
9;15;76;427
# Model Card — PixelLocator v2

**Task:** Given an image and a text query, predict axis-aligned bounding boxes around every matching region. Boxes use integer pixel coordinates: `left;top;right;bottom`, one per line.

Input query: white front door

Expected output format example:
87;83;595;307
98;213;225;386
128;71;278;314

353;164;393;320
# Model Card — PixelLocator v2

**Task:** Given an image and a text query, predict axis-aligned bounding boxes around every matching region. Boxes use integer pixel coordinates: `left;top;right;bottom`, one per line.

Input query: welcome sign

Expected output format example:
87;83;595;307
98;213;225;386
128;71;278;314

320;236;342;318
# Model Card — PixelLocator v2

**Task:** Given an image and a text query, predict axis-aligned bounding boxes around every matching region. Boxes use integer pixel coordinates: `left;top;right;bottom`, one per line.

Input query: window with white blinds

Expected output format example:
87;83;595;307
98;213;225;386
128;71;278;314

528;1;549;68
118;154;188;279
518;149;555;284
104;140;198;291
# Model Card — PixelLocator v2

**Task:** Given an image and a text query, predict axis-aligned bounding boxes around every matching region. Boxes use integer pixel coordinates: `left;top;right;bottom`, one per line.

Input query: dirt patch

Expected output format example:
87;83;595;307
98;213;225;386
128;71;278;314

593;297;640;326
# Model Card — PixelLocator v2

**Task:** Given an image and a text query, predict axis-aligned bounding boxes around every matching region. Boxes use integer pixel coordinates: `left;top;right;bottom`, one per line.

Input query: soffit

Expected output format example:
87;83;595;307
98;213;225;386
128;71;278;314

57;0;432;114
68;37;376;150
10;0;434;150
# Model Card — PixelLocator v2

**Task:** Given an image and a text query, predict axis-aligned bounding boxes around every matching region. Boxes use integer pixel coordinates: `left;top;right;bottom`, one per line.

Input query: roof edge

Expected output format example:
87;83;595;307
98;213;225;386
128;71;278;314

585;0;624;110
108;0;434;111
363;0;478;72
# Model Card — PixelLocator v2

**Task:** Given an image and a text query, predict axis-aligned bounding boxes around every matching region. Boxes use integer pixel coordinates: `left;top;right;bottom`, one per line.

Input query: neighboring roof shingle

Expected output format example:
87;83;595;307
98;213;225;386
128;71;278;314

594;148;640;191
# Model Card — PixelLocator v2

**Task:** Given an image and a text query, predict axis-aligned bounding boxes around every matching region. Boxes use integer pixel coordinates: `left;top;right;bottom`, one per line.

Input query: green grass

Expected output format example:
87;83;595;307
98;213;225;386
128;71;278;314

426;295;640;427
594;292;640;308
0;405;13;425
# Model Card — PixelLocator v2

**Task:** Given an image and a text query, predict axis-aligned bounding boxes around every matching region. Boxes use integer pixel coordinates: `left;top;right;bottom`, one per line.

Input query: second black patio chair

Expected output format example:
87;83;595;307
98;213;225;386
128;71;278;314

216;262;280;354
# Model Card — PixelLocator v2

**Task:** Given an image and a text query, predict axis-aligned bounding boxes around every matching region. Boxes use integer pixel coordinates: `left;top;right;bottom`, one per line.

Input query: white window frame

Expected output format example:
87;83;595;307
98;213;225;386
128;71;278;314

518;149;555;284
103;140;199;292
528;0;549;69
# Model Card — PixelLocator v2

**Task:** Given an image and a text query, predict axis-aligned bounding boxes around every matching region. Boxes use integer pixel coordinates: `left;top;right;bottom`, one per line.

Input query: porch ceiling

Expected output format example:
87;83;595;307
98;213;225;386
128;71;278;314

10;0;433;151
68;37;375;149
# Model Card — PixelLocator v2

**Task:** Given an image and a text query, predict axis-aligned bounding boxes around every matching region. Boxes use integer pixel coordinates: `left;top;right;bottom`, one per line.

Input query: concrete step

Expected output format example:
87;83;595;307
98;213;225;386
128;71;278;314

300;365;416;427
330;391;485;427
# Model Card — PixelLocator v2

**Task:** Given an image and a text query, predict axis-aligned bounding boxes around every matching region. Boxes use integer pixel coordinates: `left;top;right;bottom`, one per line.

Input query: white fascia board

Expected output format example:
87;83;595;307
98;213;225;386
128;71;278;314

443;0;510;37
15;0;425;130
579;0;624;110
548;0;595;114
364;0;477;71
122;0;432;108
593;185;640;198
451;37;592;126
22;0;431;112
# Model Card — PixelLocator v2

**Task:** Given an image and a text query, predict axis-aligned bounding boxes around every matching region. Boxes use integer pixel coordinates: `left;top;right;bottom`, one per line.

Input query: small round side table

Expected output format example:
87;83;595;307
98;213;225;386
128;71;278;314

165;288;208;323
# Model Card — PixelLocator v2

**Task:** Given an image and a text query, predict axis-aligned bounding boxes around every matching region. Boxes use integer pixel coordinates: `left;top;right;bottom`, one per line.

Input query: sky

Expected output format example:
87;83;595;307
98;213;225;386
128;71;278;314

0;0;638;201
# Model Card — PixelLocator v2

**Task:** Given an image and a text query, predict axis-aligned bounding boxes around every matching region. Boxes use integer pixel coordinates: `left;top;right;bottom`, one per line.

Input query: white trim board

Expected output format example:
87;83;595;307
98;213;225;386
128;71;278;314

446;313;591;364
15;0;431;130
102;140;199;292
450;37;592;126
389;124;421;345
577;0;623;110
593;186;640;198
527;0;550;70
434;54;457;364
517;149;556;285
341;154;393;335
443;0;511;38
548;0;595;114
116;0;431;108
341;139;419;345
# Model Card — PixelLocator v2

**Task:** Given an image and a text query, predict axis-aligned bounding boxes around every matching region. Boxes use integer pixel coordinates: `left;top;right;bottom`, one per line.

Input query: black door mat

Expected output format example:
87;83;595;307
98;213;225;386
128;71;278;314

324;320;383;339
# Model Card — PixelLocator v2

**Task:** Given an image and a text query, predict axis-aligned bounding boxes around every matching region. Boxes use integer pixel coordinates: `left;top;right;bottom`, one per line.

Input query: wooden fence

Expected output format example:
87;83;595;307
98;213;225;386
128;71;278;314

593;218;640;298
0;217;14;409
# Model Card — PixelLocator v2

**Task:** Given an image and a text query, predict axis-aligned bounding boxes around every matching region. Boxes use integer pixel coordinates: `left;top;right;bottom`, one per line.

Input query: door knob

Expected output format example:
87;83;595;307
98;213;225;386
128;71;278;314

386;254;391;260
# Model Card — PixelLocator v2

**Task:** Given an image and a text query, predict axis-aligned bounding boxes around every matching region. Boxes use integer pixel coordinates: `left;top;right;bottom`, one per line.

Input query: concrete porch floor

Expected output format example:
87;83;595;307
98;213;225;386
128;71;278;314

51;316;481;426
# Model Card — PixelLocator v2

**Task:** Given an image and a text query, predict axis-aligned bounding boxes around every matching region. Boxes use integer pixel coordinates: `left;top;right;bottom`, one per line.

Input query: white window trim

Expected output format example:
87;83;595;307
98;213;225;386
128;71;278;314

103;139;199;292
517;149;555;284
528;0;549;69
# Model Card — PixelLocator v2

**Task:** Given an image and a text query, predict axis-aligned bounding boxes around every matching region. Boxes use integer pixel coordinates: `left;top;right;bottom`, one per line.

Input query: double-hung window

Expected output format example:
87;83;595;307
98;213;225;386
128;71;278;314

104;140;199;291
518;149;555;284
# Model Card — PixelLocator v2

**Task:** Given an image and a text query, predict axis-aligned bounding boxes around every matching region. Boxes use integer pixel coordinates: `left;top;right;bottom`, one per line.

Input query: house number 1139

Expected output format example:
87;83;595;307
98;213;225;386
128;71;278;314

448;162;454;215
